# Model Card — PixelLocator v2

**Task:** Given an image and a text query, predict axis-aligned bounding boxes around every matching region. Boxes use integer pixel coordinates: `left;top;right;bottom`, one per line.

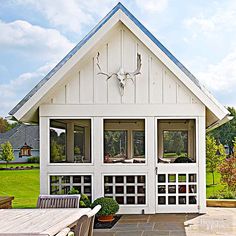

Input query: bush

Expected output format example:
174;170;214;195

68;188;91;208
91;197;119;216
27;156;40;163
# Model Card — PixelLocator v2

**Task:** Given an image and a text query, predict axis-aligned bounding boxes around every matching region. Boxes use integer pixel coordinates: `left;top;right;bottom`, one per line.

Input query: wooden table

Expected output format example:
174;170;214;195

0;208;91;236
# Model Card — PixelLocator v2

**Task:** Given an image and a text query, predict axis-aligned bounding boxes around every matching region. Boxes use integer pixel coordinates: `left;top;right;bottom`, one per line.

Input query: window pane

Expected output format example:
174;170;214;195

163;131;188;162
133;131;145;158
50;119;91;163
50;122;66;163
104;130;127;162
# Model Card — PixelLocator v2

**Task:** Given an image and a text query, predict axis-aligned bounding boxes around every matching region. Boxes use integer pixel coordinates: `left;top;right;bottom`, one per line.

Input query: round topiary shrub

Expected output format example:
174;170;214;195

91;197;119;216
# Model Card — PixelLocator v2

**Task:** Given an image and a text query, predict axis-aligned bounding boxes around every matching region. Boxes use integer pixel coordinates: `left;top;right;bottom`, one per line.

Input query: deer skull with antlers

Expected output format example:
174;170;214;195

96;52;142;96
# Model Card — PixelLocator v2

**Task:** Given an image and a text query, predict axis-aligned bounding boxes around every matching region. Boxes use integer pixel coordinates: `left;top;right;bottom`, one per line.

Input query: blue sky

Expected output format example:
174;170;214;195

0;0;236;117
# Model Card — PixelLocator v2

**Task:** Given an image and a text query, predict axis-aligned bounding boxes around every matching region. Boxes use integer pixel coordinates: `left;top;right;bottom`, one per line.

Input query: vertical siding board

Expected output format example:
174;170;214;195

94;45;108;104
80;59;94;104
163;71;177;104
53;86;66;104
136;44;149;104
177;84;191;104
67;72;80;104
150;58;163;104
122;29;135;104
107;28;122;104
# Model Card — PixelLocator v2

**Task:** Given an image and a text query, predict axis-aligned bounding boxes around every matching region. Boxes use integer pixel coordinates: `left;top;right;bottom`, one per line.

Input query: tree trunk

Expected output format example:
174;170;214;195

212;171;215;185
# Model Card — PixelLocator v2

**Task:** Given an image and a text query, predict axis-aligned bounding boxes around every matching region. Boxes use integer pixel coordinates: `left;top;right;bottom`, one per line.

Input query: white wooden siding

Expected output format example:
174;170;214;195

48;25;200;106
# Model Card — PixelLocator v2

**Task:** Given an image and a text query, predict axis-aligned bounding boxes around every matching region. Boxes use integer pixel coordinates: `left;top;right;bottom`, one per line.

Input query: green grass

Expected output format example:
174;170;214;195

206;171;225;198
0;163;39;168
0;169;39;208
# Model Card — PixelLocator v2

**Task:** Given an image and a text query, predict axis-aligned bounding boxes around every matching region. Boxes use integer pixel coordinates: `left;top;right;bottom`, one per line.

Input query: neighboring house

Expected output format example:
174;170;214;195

9;3;229;214
0;124;39;163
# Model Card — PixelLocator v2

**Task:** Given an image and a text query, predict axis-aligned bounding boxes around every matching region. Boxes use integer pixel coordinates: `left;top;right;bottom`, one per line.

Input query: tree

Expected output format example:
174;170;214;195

0;141;14;167
0;117;19;133
209;107;236;154
206;136;225;185
0;117;9;133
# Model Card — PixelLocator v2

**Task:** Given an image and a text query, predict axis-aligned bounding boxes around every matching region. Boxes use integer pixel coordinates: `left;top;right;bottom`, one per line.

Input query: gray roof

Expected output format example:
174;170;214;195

0;124;39;150
9;2;203;116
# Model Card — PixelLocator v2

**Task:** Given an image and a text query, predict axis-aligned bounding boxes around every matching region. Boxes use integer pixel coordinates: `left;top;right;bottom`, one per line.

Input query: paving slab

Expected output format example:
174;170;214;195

93;208;236;236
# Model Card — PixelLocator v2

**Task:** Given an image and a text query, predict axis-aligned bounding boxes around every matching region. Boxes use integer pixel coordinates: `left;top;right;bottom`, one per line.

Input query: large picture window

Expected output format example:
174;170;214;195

104;119;145;164
50;119;91;163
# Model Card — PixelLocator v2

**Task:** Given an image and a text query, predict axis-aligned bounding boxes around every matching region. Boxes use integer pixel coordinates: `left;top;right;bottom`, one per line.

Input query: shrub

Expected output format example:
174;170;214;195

91;197;119;216
27;156;40;163
68;188;91;208
218;157;236;192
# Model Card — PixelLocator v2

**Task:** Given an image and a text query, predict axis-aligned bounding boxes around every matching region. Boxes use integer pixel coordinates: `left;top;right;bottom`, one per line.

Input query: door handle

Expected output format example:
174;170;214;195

155;167;158;175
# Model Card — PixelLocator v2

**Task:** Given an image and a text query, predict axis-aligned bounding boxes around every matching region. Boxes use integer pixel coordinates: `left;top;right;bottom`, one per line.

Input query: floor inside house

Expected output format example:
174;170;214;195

94;208;236;236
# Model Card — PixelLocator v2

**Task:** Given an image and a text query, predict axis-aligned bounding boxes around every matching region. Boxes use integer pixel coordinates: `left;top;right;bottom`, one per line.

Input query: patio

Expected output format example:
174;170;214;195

94;208;236;236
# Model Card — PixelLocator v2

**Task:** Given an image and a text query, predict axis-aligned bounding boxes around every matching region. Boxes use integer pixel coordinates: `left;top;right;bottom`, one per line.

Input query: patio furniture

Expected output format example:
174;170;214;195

70;205;101;236
37;195;80;208
0;196;14;209
0;208;91;236
55;227;70;236
87;205;101;236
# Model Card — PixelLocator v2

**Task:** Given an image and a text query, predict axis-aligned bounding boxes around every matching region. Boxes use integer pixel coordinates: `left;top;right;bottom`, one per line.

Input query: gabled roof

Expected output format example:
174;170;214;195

0;124;39;150
9;2;229;127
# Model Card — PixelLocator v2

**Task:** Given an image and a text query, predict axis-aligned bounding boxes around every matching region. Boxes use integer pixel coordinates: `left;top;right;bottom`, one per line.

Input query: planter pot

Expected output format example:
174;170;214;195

98;215;114;222
207;199;236;208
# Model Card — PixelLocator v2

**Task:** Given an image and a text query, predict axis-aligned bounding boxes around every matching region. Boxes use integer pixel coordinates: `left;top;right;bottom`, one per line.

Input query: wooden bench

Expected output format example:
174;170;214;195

0;196;14;209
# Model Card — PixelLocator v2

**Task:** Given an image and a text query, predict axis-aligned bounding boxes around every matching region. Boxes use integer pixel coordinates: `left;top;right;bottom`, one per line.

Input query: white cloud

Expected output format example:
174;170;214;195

14;0;116;33
135;0;168;13
0;20;74;61
0;63;55;117
184;2;236;33
197;50;236;93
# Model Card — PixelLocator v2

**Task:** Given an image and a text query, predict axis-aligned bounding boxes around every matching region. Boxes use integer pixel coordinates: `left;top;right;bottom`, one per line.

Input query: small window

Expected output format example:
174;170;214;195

133;131;145;159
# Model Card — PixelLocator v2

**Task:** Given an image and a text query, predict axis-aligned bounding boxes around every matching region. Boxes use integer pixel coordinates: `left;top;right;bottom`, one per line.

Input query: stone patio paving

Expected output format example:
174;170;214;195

94;208;236;236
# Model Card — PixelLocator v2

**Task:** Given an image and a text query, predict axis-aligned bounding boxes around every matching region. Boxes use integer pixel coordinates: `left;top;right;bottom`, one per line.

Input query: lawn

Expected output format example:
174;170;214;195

206;171;225;198
0;163;39;168
0;169;39;208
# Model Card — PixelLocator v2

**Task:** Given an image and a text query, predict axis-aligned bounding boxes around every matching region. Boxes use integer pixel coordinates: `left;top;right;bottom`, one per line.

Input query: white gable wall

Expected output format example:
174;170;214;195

46;24;201;107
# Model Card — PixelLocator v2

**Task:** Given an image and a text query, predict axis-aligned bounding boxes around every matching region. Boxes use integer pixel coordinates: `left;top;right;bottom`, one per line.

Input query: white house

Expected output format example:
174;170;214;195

9;3;229;214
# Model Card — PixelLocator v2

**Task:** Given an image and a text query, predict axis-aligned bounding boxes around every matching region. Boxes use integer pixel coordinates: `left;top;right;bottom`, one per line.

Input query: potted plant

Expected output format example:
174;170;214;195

91;197;119;222
68;188;91;208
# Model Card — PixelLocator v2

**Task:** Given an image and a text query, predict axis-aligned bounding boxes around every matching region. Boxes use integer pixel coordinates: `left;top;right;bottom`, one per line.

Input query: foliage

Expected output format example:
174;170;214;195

68;188;91;208
218;157;236;192
163;131;187;157
0;117;19;133
27;156;40;163
104;131;127;157
208;189;236;199
80;194;91;208
68;187;79;195
0;141;14;167
91;197;119;216
209;107;236;154
206;135;225;185
50;140;64;162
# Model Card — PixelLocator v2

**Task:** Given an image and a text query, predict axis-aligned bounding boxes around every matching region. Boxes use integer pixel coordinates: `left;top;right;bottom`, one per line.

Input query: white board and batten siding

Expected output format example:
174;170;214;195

47;25;200;109
40;23;206;214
